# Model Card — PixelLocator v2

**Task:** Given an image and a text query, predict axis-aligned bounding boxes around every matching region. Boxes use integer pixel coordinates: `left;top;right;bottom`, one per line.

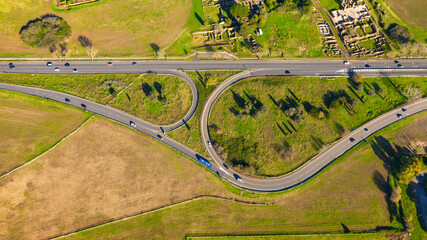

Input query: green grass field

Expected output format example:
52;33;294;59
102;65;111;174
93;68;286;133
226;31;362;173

0;0;191;57
209;76;426;176
255;9;323;58
0;89;89;175
0;74;136;104
0;74;190;124
168;71;241;155
359;39;377;49
110;74;192;125
61;111;427;239
318;0;340;11
187;233;390;240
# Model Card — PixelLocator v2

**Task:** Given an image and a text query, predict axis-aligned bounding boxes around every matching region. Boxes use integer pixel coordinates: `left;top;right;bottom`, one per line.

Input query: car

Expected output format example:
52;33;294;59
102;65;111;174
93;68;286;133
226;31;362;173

157;134;163;140
397;113;402;118
129;121;136;127
233;174;244;183
47;62;53;67
394;60;399;64
365;64;370;67
81;103;87;109
160;127;166;134
397;64;403;68
64;63;70;67
132;62;137;65
107;62;113;66
65;98;70;102
54;67;60;72
8;63;15;69
223;163;229;169
72;68;78;73
343;61;350;65
364;128;369;132
207;140;212;147
349;137;355;142
401;108;406;112
285;70;290;74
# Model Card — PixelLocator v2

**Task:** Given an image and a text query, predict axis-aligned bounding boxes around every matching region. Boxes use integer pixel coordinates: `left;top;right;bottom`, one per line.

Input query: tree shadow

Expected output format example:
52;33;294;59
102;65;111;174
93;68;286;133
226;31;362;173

141;82;152;97
229;106;239;116
287;88;300;102
195;12;204;26
268;94;278;106
182;119;190;130
341;223;350;233
195;70;206;88
347;85;364;104
125;93;131;101
109;87;116;96
276;122;287;136
288;120;297;132
153;82;163;94
231;90;246;109
282;122;291;134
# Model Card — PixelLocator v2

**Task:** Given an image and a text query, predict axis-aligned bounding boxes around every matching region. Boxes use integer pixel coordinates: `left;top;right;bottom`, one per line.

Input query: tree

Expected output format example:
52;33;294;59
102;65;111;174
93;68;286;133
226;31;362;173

20;15;71;49
387;24;411;43
390;186;401;203
397;156;422;184
150;43;160;57
230;4;249;20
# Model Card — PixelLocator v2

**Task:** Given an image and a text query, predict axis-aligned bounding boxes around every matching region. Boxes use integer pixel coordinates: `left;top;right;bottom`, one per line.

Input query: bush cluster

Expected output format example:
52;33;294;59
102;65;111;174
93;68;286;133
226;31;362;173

20;15;71;49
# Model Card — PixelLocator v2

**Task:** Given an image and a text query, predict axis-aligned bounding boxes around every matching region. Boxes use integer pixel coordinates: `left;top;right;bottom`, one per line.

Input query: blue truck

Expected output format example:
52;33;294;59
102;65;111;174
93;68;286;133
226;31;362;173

198;157;212;168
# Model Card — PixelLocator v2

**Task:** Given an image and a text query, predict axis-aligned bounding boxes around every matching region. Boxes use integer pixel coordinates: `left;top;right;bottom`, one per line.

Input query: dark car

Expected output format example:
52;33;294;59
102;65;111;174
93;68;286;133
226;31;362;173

81;103;87;109
8;63;15;69
47;62;53;67
397;64;403;68
401;108;406;112
349;137;355;142
64;63;70;67
397;113;402;118
285;70;290;74
73;68;78;73
364;128;369;132
129;121;136;127
394;60;399;64
233;174;244;183
157;134;163;140
132;62;137;65
65;98;70;102
365;64;370;67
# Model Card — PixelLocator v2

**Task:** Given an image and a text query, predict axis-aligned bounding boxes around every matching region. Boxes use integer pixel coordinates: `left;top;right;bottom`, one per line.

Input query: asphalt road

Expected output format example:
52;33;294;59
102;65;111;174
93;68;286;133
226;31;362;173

1;60;427;191
2;60;427;76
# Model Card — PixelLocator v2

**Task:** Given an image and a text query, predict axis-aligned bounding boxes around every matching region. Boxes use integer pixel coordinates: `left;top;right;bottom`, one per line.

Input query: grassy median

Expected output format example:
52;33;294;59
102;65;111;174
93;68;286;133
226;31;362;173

209;76;426;176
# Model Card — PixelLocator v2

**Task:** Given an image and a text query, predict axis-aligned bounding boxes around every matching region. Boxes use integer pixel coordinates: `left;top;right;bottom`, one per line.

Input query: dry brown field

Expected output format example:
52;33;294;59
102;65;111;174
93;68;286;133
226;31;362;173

0;90;88;176
387;0;426;28
0;0;191;57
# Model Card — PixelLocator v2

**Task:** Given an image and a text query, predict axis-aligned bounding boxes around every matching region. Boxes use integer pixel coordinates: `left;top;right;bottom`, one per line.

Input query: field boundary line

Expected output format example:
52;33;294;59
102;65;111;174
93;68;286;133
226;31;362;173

51;195;265;239
0;115;94;180
106;79;137;106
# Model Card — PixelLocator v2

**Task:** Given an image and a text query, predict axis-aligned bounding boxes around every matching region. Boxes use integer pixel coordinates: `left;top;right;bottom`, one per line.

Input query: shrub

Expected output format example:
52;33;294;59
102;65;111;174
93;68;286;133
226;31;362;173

390;186;401;203
397;156;422;184
20;15;71;49
387;24;411;44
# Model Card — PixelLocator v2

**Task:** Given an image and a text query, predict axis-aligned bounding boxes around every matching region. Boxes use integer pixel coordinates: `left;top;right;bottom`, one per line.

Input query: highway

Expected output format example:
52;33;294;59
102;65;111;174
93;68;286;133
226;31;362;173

1;60;427;191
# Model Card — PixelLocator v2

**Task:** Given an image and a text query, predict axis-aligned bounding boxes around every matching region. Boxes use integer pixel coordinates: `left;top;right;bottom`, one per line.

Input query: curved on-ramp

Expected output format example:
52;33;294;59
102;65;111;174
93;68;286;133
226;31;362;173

200;70;427;191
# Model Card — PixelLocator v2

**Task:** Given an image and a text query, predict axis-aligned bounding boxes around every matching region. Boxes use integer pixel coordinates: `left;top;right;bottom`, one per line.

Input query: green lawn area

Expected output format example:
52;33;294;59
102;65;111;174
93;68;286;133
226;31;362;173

318;0;340;11
0;0;192;57
359;39;377;50
204;6;220;24
256;9;323;58
364;25;374;34
187;233;390;239
0;74;137;104
0;89;89;176
165;0;204;56
209;76;427;176
0;74;189;125
168;71;241;156
356;27;365;37
110;74;192;125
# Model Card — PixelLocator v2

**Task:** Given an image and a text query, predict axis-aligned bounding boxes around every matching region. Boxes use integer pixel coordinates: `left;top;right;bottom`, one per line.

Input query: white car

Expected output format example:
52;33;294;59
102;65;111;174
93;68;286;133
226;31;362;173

54;67;60;72
237;177;244;183
343;61;350;65
207;141;212;147
130;121;136;127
